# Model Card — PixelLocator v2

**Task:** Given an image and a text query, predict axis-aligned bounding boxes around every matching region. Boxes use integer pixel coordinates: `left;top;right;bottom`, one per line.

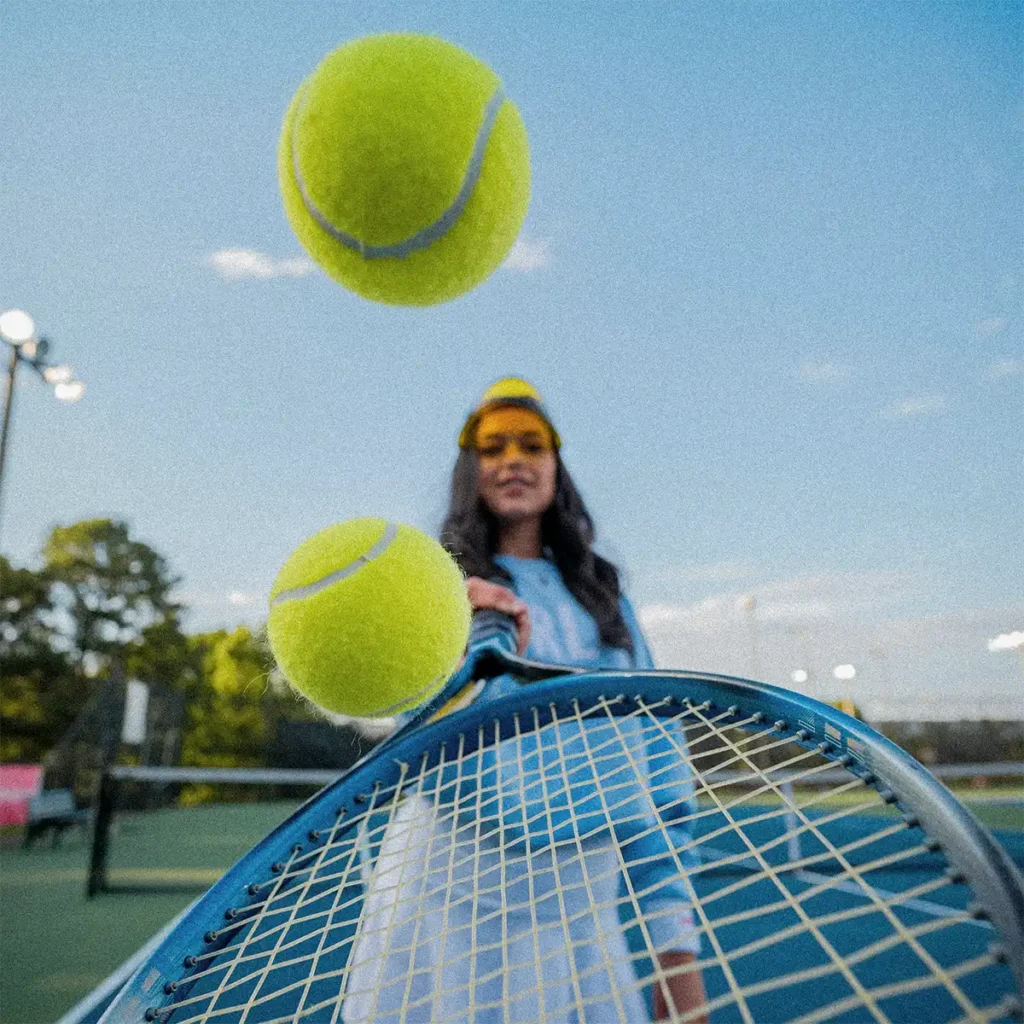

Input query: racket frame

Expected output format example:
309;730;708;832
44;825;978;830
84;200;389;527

101;651;1024;1021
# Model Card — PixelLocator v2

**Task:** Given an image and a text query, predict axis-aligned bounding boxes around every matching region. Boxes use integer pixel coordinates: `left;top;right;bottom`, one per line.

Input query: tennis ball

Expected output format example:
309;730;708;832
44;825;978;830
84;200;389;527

267;518;471;717
278;33;530;306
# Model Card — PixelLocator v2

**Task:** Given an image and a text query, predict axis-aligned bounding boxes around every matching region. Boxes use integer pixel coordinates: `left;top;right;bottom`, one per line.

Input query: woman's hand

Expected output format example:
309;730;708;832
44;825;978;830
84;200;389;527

465;577;531;654
652;950;708;1022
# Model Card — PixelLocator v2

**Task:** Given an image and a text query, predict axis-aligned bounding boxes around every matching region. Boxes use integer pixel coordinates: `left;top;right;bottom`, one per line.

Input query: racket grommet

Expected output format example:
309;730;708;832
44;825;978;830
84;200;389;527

726;705;739;716
145;1009;160;1022
861;772;876;785
164;980;178;994
999;991;1024;1015
901;813;920;828
926;839;942;852
751;712;765;723
247;882;261;895
308;830;321;841
204;930;217;943
291;843;302;854
354;794;366;805
225;907;238;920
795;728;810;740
184;955;198;968
817;741;832;753
969;901;989;921
990;942;1007;963
945;867;965;883
271;862;284;873
839;754;855;766
879;789;897;804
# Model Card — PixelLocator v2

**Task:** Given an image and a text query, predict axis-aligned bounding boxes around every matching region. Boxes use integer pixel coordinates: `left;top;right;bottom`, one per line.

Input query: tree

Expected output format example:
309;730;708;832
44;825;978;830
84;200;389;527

43;519;182;673
180;627;284;768
0;555;76;760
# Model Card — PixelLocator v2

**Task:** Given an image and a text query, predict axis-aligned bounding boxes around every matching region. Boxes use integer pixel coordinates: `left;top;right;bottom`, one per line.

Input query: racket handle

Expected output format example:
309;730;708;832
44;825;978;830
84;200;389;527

468;609;518;652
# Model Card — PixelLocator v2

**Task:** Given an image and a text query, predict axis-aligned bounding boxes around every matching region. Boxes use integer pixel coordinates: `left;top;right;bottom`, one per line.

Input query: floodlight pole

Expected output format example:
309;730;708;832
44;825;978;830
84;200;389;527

0;343;19;512
0;311;85;540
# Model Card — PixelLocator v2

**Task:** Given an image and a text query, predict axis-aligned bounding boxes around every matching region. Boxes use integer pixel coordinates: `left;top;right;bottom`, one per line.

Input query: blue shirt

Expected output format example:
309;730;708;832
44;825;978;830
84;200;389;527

479;554;701;955
495;553;654;670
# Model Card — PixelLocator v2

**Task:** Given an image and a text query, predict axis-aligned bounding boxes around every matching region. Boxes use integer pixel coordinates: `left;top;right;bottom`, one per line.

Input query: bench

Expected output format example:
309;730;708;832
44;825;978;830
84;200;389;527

23;789;91;848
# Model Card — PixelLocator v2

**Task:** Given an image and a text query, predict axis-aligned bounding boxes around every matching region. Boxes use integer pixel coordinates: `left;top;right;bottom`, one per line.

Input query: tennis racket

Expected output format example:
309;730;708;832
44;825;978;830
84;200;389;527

101;612;1023;1023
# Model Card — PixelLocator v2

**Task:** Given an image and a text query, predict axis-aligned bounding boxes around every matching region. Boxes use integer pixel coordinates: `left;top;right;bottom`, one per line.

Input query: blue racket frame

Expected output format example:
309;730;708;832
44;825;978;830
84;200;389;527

101;640;1024;1021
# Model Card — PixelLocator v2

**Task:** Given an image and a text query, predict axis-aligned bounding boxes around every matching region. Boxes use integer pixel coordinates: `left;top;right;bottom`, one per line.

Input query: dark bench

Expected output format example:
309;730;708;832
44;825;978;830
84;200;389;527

23;789;91;848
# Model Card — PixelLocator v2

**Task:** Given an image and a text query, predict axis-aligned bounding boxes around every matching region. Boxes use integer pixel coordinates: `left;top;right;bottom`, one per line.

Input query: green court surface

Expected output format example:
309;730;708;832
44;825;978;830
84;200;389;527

1;796;1020;1023
0;801;302;1024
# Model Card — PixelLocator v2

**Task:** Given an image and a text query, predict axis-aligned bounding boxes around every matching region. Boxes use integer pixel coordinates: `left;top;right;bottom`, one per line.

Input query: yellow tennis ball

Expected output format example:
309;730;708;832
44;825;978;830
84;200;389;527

278;33;530;306
267;519;471;717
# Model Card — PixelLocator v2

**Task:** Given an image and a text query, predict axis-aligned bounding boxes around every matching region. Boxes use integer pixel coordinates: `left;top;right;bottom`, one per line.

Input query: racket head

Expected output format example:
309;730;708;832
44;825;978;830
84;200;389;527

102;669;1024;1023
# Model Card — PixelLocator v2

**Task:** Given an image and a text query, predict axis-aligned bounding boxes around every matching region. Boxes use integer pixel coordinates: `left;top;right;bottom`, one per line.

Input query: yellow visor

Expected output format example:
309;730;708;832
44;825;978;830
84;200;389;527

473;407;555;458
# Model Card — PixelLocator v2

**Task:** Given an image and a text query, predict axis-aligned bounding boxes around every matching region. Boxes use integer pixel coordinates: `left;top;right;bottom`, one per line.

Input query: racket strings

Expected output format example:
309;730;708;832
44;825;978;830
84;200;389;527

158;695;1017;1024
684;703;989;1022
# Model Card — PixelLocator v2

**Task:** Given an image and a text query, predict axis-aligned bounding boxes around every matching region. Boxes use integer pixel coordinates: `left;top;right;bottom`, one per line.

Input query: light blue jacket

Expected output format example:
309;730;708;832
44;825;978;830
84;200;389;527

477;554;701;953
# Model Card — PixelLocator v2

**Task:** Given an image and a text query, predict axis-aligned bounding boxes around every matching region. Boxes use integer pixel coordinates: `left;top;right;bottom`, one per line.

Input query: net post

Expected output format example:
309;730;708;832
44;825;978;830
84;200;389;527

86;767;119;899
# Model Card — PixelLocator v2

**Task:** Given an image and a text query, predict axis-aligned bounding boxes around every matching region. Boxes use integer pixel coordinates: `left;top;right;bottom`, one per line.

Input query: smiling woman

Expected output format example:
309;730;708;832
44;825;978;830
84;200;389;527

373;376;709;1022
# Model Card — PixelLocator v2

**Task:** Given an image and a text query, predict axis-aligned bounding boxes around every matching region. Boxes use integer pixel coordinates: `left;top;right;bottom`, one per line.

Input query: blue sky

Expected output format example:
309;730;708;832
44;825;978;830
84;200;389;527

2;1;1021;719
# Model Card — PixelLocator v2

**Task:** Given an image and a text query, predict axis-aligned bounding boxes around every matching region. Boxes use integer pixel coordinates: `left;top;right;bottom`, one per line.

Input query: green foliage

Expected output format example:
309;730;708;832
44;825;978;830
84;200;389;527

0;554;76;761
180;628;275;768
43;518;182;671
2;513;313;774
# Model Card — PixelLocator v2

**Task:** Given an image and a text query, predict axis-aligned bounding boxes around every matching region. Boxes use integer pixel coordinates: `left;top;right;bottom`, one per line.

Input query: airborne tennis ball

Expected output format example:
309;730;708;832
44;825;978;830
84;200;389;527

278;33;530;306
267;519;471;717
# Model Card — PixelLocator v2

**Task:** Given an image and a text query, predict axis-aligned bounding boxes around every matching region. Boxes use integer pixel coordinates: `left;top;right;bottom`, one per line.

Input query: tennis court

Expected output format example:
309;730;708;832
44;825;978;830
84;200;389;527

1;803;293;1024
2;766;1021;1023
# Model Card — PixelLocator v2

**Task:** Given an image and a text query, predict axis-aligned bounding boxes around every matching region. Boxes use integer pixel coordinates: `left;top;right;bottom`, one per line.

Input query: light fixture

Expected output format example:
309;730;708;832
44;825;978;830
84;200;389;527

0;309;36;345
54;380;85;403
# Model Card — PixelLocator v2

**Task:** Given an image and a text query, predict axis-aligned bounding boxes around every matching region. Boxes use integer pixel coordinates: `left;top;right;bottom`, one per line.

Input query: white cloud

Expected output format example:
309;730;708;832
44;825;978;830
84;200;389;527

639;570;920;639
502;237;550;272
208;249;315;280
975;317;1006;336
798;360;850;383
878;395;946;420
989;358;1024;378
637;586;1024;720
988;631;1024;652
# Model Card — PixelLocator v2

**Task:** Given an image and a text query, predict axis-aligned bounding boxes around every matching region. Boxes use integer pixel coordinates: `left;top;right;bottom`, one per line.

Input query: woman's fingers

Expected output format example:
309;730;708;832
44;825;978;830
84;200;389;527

466;577;531;654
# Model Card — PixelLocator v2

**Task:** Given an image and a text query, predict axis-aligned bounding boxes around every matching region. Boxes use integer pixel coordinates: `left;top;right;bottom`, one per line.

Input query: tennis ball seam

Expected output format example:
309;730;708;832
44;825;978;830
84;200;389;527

370;659;460;717
270;521;398;606
289;81;507;261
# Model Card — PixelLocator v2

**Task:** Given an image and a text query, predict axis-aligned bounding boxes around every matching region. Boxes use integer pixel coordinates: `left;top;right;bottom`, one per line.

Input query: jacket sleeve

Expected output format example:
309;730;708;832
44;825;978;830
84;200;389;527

618;596;703;954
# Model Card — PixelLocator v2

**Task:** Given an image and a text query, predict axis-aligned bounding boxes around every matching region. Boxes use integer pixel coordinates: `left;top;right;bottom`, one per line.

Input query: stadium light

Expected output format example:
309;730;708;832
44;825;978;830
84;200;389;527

0;309;85;535
0;309;36;345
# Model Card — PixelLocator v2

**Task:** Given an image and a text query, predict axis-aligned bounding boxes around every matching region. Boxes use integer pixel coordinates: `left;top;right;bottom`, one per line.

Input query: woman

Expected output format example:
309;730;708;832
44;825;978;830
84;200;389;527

343;379;706;1023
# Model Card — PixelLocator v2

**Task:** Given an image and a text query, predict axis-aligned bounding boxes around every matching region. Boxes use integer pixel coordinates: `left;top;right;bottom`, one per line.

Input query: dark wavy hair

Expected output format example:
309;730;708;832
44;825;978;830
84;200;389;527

440;449;633;652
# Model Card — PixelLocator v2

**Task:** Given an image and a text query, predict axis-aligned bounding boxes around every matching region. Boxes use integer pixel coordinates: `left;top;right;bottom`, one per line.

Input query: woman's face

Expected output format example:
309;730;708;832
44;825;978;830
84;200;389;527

474;407;558;524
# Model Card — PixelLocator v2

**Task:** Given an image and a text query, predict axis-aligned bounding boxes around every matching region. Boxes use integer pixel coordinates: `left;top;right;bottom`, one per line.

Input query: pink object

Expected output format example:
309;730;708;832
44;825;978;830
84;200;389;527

0;764;44;826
